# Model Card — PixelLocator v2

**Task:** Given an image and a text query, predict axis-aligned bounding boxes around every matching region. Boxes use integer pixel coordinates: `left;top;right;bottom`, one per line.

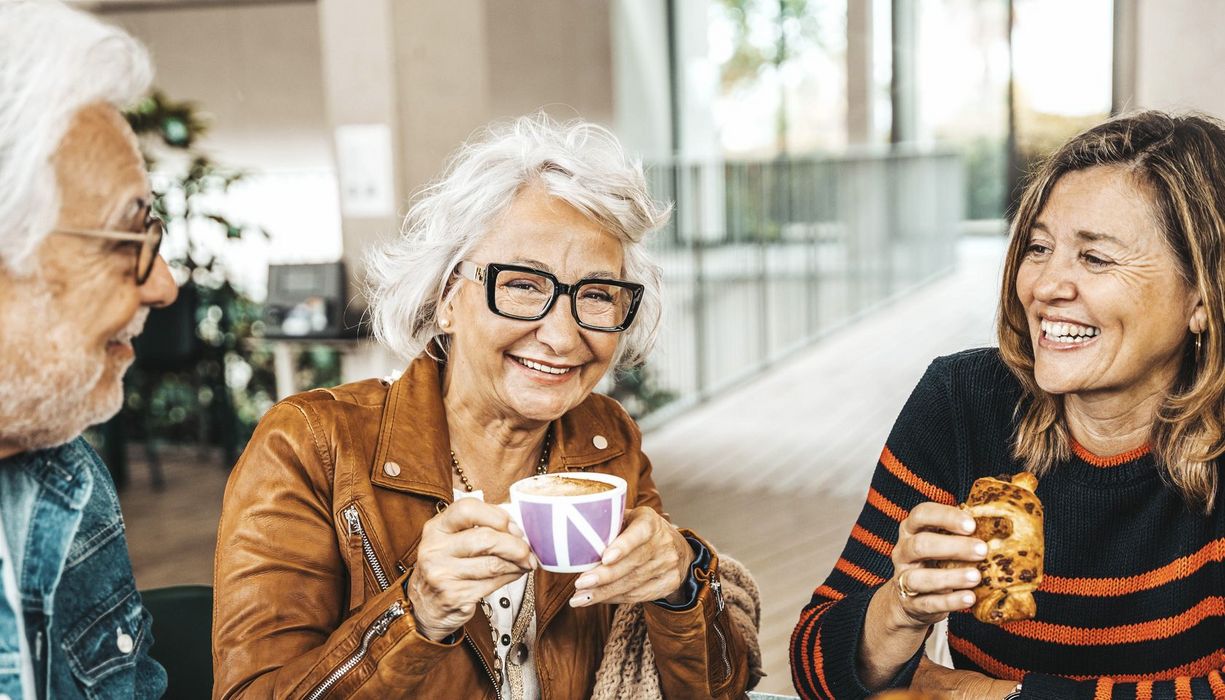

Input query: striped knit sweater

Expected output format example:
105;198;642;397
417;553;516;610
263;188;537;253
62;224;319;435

790;348;1225;699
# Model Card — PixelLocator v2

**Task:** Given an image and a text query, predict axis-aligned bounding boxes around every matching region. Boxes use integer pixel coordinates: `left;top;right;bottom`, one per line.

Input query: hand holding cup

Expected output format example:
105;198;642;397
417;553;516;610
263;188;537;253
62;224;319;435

407;498;537;641
568;505;695;608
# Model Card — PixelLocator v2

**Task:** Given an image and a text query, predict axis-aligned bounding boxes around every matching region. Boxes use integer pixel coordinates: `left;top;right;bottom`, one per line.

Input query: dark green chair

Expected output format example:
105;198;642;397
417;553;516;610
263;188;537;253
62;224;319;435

142;585;212;700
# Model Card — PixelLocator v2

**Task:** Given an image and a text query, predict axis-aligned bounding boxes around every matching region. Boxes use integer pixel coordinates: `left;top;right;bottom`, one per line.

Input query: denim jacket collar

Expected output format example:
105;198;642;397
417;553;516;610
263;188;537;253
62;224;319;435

1;440;94;602
6;441;95;512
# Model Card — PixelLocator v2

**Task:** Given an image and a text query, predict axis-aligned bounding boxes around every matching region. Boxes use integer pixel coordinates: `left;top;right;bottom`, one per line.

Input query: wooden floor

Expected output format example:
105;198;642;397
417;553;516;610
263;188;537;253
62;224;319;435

645;236;1004;693
118;236;1006;697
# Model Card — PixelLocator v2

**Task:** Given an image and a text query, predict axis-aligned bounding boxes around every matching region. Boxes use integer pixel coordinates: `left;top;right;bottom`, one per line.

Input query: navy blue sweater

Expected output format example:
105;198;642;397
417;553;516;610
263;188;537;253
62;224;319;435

790;348;1225;699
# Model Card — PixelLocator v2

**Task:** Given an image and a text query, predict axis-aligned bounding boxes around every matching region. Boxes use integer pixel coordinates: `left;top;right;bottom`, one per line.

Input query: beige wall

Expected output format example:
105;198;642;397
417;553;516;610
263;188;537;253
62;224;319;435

485;0;614;126
388;0;617;197
103;0;619;188
1132;0;1225;118
390;0;490;199
104;2;331;170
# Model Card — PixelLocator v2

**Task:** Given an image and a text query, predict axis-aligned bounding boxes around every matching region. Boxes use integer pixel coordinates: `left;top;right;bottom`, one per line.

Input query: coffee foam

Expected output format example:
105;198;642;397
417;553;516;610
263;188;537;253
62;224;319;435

518;475;616;497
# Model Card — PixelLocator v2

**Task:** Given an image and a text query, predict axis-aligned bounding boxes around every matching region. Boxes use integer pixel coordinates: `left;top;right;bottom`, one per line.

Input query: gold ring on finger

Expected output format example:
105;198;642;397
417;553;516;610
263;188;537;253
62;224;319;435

896;571;918;599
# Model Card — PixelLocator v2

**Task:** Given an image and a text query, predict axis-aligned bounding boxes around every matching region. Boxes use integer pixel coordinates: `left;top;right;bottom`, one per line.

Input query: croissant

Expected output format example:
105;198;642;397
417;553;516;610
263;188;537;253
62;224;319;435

944;472;1044;624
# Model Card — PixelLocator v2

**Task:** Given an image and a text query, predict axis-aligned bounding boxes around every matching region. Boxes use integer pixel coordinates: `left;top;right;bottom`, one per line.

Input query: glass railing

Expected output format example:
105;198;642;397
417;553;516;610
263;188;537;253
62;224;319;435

611;148;964;423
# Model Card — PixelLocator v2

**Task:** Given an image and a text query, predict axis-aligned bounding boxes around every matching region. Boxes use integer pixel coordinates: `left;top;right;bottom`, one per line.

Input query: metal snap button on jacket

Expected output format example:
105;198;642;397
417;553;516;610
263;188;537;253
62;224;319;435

117;630;134;654
592;435;608;450
383;461;401;477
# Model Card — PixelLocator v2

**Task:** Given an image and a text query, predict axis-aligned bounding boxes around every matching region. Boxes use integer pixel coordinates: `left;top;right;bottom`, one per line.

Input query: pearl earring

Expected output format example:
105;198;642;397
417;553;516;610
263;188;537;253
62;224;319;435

439;318;452;330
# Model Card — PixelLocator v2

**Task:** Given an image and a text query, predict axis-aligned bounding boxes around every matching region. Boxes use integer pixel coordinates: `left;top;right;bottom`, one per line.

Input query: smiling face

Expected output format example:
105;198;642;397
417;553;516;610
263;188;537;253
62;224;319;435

1015;165;1201;402
0;102;177;453
441;184;624;426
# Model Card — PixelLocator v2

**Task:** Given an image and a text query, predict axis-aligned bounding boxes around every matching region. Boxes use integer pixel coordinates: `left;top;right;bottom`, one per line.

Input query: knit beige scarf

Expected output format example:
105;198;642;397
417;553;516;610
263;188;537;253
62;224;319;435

589;555;764;700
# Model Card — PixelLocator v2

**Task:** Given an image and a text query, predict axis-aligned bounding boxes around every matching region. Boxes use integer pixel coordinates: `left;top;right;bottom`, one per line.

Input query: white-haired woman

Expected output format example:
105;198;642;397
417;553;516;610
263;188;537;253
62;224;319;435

213;115;758;699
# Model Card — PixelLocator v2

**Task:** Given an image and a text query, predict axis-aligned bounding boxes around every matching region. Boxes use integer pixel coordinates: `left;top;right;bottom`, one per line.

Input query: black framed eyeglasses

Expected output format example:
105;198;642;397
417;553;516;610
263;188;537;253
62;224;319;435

456;261;644;332
54;211;165;285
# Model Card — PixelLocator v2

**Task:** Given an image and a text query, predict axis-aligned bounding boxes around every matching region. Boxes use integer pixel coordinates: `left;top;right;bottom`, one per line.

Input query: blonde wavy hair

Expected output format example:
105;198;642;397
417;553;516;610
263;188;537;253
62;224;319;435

998;111;1225;513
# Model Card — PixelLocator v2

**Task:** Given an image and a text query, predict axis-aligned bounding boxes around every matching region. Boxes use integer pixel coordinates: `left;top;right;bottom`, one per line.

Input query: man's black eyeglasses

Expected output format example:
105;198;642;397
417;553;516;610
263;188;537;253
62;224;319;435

55;211;165;285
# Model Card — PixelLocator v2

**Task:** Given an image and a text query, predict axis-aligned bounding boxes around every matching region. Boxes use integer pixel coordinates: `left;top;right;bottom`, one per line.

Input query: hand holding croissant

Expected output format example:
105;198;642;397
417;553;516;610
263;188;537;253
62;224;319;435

941;472;1044;624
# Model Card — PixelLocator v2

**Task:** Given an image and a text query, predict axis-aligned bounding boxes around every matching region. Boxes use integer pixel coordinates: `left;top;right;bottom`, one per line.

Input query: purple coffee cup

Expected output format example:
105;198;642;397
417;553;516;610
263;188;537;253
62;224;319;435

506;473;628;573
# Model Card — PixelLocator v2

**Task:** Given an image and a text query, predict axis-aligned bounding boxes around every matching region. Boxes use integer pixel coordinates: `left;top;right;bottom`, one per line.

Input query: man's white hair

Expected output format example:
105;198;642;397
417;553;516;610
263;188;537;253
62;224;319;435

366;114;670;370
0;0;152;272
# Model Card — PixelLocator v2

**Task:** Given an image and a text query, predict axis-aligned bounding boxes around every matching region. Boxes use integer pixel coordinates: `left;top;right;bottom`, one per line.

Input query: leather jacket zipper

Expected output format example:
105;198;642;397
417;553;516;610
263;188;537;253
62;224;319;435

299;506;402;700
465;635;503;700
303;601;406;700
341;504;503;698
709;576;732;683
344;505;391;591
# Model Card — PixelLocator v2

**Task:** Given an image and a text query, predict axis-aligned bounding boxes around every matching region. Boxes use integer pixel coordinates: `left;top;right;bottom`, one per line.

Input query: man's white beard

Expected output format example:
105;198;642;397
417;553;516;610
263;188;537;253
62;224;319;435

0;284;147;453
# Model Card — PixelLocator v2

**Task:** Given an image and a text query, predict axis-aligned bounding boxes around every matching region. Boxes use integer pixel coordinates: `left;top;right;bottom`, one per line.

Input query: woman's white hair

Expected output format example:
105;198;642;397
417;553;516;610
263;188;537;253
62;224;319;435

367;114;670;369
0;0;152;273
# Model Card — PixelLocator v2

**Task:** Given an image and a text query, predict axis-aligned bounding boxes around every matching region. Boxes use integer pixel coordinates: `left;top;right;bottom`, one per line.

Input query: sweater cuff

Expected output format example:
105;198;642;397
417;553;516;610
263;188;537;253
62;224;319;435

1020;673;1092;699
820;588;925;694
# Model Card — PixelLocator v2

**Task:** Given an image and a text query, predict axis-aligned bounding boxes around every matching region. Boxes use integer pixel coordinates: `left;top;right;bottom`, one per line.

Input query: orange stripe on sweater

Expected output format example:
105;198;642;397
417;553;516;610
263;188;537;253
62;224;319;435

813;584;845;601
867;488;909;523
794;601;836;699
796;600;833;631
1129;654;1225;683
834;557;886;587
1094;678;1114;700
1002;596;1225;646
1136;681;1153;700
880;446;958;504
810;626;834;699
886;448;960;505
851;524;894;557
947;634;1025;681
1176;676;1193;700
1207;670;1225;697
1041;538;1225;597
1071;439;1152;467
949;633;1225;682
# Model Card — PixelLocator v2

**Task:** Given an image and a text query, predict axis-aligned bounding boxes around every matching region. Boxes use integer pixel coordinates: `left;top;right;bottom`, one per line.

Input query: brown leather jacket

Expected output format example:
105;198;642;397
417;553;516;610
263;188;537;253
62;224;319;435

212;354;751;699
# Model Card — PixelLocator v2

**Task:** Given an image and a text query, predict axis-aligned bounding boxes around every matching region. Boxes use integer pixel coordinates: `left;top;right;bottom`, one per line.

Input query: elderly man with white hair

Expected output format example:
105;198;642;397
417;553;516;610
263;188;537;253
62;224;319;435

0;1;176;697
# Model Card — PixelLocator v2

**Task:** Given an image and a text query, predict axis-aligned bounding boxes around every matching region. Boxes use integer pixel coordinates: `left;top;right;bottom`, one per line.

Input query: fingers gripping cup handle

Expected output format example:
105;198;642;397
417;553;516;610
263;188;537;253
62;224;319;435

498;502;529;543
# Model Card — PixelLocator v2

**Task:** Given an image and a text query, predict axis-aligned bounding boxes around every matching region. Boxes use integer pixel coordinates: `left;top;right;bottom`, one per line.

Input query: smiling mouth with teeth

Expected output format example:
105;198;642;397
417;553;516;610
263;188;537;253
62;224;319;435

1039;319;1101;345
511;355;575;375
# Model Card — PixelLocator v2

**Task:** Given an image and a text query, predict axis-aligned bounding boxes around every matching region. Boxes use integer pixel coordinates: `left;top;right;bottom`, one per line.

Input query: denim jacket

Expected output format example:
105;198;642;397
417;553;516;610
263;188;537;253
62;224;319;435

0;437;166;699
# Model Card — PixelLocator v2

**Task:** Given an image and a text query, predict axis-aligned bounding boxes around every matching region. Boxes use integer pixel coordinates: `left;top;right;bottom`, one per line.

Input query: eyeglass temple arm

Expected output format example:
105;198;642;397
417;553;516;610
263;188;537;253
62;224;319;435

456;261;485;283
54;227;148;243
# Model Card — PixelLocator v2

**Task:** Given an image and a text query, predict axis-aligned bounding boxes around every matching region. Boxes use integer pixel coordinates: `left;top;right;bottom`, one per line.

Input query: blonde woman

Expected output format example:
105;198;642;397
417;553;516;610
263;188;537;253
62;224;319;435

792;112;1225;699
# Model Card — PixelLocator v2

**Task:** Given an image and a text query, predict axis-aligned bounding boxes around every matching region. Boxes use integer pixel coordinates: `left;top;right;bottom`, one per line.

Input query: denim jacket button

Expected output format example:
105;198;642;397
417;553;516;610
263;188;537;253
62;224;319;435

116;630;134;654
